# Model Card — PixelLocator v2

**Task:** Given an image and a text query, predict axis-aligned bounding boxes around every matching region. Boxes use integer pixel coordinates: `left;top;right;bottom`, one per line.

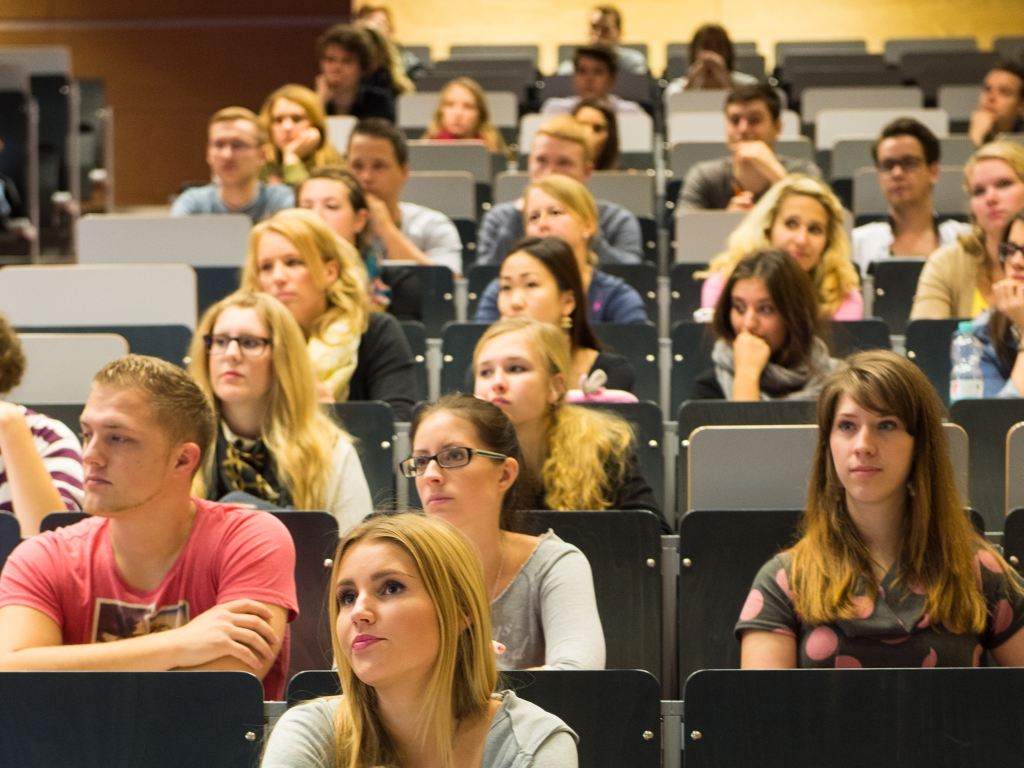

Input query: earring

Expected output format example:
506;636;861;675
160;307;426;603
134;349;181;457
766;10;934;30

560;314;573;329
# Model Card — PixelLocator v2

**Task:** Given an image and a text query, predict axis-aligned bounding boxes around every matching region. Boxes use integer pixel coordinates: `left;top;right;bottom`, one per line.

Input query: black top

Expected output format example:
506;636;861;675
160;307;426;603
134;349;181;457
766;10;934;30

593;350;635;392
691;367;726;399
349;312;417;421
380;266;423;322
324;83;396;122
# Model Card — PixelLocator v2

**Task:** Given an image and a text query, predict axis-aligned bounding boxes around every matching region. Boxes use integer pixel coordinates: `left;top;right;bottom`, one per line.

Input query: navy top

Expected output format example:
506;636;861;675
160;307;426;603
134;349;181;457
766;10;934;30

474;269;648;324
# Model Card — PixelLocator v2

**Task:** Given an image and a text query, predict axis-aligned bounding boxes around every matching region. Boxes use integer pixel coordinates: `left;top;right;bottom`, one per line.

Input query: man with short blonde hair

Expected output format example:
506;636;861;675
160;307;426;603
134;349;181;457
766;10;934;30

171;106;293;222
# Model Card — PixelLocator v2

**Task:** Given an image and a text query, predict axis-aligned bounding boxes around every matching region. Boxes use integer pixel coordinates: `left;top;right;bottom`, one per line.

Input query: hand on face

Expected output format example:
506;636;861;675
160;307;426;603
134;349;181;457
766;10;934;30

726;190;755;212
732;330;772;375
994;278;1024;328
732;141;785;194
282;126;322;165
363;192;396;237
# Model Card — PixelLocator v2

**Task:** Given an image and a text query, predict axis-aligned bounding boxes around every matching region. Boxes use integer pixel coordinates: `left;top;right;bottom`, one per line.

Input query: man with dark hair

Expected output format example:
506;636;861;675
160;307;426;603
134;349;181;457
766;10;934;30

347;118;463;275
853;117;967;273
315;24;395;121
0;355;298;701
969;61;1024;146
542;43;643;116
171;107;293;222
678;83;821;211
558;5;647;75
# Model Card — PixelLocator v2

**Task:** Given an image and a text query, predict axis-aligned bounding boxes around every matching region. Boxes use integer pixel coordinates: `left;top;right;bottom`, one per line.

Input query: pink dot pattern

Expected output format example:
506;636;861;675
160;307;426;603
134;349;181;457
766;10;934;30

835;655;862;668
805;627;838;660
739;589;764;622
921;648;937;668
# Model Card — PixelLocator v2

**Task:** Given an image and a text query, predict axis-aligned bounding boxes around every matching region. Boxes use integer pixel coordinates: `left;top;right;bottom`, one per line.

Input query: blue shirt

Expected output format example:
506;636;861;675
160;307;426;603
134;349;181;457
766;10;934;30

973;314;1022;399
170;182;294;223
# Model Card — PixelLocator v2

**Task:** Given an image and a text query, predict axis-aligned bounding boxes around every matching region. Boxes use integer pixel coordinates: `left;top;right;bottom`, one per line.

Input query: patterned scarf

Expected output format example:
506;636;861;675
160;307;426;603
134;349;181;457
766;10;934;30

212;425;292;508
712;336;838;401
309;317;362;402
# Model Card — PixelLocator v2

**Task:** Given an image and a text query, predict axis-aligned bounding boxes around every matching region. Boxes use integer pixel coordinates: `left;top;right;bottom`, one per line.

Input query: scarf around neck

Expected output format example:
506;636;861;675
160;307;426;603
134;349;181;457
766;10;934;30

711;336;838;401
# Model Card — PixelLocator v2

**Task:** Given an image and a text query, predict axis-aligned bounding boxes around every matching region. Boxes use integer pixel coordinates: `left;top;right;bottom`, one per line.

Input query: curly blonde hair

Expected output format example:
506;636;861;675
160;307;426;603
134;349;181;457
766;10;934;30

702;175;860;318
473;317;636;511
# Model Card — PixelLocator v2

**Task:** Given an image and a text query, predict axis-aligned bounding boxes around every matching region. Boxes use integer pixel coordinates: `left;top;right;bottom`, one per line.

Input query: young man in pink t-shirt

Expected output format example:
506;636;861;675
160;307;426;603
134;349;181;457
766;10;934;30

0;355;299;700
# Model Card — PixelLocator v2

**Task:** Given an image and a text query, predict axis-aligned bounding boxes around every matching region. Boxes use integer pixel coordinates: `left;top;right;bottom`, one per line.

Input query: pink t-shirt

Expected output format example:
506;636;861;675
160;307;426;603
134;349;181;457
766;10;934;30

0;498;298;700
700;269;864;320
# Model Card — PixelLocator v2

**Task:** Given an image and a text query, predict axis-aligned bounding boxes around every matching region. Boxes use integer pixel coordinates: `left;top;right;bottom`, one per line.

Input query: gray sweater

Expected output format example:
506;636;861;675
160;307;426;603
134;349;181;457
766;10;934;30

492;531;605;671
677;154;823;211
261;692;578;768
477;199;643;266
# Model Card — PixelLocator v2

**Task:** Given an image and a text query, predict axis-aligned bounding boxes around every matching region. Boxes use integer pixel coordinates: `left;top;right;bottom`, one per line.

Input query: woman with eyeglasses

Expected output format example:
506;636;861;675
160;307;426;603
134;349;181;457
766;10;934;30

912;141;1024;320
188;291;372;532
402;392;605;671
973;209;1024;397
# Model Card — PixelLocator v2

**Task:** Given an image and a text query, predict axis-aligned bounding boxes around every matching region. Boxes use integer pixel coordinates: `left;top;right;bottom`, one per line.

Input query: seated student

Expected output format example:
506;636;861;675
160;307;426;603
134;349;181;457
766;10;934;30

314;24;396;122
422;77;509;156
476;176;646;325
347;118;464;276
678;84;822;212
188;292;373;531
261;512;579;766
738;350;1024;668
911;141;1024;320
406;395;605;672
664;23;760;95
557;5;648;76
478;115;643;266
572;98;619;170
171;107;294;223
259;84;346;186
542;44;643;116
474;317;669;532
969;61;1024;147
700;175;863;320
0;314;83;536
852;118;968;274
0;355;298;700
692;249;839;401
490;238;635;391
242;208;417;420
974;210;1024;397
354;4;427;79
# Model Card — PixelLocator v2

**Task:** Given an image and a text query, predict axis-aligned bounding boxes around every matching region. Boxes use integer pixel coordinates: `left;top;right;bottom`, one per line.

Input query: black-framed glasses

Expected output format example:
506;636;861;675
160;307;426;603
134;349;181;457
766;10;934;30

877;156;925;174
400;447;507;478
999;241;1024;266
203;334;272;357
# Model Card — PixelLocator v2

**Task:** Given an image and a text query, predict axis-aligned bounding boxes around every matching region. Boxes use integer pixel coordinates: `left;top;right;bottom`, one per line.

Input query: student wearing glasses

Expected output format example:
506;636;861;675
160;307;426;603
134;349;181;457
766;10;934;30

403;392;605;671
188;291;372;532
973;210;1024;397
852;118;968;275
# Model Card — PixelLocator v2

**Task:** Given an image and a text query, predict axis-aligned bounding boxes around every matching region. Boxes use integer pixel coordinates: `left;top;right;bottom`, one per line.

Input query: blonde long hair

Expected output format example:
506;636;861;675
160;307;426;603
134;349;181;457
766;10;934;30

790;350;1020;631
703;175;860;318
259;84;346;169
473;317;636;511
958;140;1024;266
241;208;370;341
188;291;349;510
328;513;497;768
424;77;508;156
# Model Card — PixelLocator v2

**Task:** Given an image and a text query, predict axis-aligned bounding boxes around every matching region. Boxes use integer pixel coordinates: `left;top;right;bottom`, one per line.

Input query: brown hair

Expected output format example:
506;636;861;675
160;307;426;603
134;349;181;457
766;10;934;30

571;98;619;170
989;209;1024;369
790;350;1019;630
296;166;372;253
209;106;267;145
350;117;408;166
725;83;781;122
689;23;734;70
711;248;820;369
317;24;372;72
573;43;618;78
93;354;216;473
409;393;524;529
0;312;26;395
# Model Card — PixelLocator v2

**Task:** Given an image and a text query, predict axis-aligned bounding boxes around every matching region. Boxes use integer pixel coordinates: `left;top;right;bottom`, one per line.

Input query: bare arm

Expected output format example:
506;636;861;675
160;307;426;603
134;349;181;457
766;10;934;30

366;194;434;267
0;599;283;676
0;403;72;536
740;628;798;668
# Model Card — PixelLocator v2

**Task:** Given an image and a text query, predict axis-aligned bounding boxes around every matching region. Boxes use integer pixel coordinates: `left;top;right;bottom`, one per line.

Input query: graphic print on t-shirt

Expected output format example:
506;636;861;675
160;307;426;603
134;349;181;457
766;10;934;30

91;598;191;643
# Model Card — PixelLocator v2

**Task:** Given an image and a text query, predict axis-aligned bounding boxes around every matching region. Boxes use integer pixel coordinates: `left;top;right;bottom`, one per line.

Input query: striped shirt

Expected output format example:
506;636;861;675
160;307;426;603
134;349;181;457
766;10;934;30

0;406;84;514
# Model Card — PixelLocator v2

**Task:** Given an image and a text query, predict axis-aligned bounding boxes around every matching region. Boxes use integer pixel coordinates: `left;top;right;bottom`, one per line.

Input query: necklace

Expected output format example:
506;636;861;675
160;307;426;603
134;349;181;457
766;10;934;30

492;533;506;600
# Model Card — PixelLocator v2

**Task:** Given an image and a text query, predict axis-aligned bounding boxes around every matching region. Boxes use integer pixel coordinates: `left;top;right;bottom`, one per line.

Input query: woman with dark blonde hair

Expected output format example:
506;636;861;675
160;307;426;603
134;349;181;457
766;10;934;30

259;84;345;186
261;512;579;767
423;77;509;156
738;350;1024;668
188;291;372;529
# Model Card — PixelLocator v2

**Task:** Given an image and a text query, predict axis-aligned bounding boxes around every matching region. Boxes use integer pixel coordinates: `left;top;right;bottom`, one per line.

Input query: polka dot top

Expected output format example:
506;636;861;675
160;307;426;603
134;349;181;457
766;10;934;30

734;550;1024;668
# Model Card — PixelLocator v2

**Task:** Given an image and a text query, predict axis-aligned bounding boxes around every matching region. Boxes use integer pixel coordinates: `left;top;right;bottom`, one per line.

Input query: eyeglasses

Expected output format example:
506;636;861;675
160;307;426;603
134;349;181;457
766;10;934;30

203;334;271;357
877;156;925;174
208;141;259;153
400;447;507;478
998;241;1024;265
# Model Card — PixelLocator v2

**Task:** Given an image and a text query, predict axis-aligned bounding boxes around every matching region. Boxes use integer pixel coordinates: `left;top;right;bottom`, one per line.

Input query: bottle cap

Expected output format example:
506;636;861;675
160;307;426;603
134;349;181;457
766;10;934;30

958;320;975;334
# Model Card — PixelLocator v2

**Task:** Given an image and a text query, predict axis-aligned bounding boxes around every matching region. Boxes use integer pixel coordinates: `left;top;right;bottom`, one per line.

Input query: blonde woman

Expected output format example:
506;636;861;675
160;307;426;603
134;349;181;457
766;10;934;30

261;513;579;767
700;175;863;320
473;317;670;533
188;291;372;532
475;176;647;325
407;394;606;671
911;140;1024;320
423;77;509;156
259;84;345;186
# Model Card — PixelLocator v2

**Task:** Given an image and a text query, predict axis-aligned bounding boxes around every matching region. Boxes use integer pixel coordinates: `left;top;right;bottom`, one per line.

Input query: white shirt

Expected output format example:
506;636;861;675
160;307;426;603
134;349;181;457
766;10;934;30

852;218;968;274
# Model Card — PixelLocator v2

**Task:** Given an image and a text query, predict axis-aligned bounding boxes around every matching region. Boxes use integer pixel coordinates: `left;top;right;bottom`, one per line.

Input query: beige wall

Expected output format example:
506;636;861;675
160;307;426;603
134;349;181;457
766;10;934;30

389;0;1024;73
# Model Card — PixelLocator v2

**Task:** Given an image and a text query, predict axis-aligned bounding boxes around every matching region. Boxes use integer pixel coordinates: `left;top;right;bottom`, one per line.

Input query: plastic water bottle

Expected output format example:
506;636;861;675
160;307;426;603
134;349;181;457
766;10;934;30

950;320;984;402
